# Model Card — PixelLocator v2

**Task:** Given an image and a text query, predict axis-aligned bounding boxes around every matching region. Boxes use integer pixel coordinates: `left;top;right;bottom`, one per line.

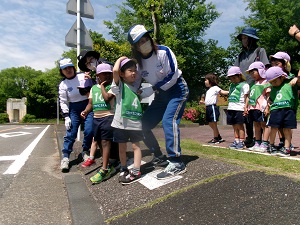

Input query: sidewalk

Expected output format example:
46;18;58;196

56;124;300;224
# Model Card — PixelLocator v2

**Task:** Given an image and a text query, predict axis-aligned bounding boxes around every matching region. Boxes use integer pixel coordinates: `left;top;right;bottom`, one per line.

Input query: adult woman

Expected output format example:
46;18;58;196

234;27;269;147
127;24;189;179
58;58;94;172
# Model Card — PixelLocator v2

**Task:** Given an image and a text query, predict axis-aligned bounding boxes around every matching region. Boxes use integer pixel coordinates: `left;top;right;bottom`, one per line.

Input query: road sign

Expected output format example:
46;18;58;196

67;0;94;19
65;18;93;50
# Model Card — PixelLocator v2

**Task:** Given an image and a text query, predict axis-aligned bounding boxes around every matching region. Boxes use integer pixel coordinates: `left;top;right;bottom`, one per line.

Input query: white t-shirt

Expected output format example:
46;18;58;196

205;86;221;106
228;82;250;111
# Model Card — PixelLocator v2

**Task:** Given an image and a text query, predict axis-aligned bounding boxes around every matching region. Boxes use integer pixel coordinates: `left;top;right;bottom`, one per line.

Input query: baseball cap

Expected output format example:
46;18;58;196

59;58;74;69
77;50;100;72
265;66;287;82
237;27;259;41
127;24;153;44
96;63;113;74
120;58;137;69
77;78;94;89
246;61;266;78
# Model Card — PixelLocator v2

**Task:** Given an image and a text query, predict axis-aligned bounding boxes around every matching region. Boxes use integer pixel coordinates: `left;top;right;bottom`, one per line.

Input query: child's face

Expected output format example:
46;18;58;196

271;60;283;69
121;65;137;84
229;74;242;84
204;79;210;87
96;72;112;84
269;76;284;87
249;69;261;81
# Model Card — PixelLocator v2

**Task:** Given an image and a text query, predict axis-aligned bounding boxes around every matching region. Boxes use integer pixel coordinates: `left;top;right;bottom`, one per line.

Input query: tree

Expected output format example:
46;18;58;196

233;0;300;73
26;68;61;118
104;0;229;100
0;66;42;112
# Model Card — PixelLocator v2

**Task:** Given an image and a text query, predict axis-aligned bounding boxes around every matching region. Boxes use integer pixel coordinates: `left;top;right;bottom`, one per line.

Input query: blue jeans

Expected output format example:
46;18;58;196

142;77;189;161
62;100;94;158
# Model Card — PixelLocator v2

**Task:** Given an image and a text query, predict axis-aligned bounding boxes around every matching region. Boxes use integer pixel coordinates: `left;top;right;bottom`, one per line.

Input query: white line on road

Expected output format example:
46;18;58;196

0;156;18;161
3;125;50;175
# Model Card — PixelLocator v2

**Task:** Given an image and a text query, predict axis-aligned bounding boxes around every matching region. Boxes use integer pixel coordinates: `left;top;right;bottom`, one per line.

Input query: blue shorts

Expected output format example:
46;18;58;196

227;110;244;125
93;115;114;141
248;109;266;123
113;129;143;143
206;105;220;122
267;108;297;129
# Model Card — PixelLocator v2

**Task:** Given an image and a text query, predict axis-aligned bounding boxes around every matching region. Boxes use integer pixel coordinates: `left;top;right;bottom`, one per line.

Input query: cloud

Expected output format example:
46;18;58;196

0;0;249;72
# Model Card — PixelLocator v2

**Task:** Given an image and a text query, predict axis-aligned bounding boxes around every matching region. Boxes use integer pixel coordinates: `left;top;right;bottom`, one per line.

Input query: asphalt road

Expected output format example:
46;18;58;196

56;124;300;225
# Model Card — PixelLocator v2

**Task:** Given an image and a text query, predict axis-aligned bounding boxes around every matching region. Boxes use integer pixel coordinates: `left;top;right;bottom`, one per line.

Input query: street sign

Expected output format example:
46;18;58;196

65;18;93;50
67;0;94;19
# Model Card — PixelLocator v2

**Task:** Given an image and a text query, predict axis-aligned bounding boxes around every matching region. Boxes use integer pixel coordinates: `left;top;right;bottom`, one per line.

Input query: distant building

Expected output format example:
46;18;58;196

6;97;27;123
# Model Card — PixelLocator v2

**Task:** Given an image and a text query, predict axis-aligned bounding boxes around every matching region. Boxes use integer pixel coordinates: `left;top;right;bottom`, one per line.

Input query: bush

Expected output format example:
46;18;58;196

182;101;206;124
21;114;37;123
0;113;9;124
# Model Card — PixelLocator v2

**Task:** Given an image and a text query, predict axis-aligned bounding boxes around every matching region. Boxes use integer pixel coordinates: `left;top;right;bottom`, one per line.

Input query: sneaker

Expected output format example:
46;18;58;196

277;142;284;150
229;141;238;149
290;143;295;151
82;151;89;162
150;155;169;167
257;142;269;153
156;161;186;180
269;145;277;155
120;171;142;185
90;166;116;184
236;141;245;150
277;147;290;157
60;157;69;172
81;158;95;168
118;168;129;182
248;142;260;151
217;138;225;143
208;138;225;144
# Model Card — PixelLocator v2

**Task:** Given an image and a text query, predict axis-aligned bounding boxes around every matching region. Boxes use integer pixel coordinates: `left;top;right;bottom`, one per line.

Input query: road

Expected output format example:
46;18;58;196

0;124;71;225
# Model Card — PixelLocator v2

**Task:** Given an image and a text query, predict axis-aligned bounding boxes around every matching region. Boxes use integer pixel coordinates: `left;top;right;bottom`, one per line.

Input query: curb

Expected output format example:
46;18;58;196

55;125;105;225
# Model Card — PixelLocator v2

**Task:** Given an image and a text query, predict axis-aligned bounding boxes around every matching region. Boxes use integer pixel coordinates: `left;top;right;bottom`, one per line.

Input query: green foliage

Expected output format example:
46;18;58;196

0;66;43;112
235;0;300;73
21;114;48;123
0;113;9;124
104;0;230;100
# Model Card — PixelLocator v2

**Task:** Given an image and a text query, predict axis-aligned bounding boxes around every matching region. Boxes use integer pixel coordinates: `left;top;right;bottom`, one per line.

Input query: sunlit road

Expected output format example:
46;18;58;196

0;124;71;225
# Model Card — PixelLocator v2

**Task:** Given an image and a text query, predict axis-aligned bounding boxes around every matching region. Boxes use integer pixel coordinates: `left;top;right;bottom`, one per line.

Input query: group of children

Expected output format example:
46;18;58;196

202;51;299;157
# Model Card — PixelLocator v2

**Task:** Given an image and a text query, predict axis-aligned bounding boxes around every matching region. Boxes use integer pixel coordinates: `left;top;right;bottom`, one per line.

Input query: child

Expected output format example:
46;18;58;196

226;66;250;149
111;56;143;185
81;63;118;184
265;66;297;156
245;62;271;152
199;73;228;143
270;52;297;150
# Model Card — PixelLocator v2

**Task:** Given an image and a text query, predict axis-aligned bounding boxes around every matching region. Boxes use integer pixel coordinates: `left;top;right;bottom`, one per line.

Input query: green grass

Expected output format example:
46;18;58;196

182;139;300;174
164;139;300;177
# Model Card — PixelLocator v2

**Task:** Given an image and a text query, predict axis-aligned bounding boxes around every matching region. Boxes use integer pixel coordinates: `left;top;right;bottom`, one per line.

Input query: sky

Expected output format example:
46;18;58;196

0;0;249;72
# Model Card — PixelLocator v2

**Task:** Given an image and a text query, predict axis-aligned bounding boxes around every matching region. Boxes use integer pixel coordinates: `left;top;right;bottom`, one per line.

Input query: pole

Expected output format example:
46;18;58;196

77;0;81;141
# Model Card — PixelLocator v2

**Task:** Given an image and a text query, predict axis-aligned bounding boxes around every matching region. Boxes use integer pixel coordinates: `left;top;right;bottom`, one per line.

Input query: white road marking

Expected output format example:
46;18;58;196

3;125;50;175
0;156;18;161
0;132;31;138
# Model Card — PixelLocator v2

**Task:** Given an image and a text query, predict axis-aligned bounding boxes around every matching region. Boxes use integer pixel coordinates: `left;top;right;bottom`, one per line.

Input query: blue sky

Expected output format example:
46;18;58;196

0;0;249;71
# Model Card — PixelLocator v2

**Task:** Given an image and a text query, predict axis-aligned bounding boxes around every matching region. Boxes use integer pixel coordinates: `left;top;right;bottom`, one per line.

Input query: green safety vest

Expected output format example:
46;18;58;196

91;85;111;111
248;83;271;106
228;81;247;103
270;80;294;111
121;83;143;120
